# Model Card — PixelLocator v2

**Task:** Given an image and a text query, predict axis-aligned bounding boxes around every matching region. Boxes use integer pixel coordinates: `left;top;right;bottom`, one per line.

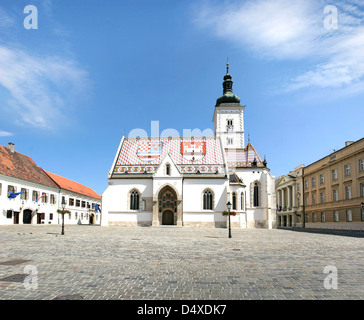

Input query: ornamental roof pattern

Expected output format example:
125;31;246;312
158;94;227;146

113;137;225;175
225;143;265;168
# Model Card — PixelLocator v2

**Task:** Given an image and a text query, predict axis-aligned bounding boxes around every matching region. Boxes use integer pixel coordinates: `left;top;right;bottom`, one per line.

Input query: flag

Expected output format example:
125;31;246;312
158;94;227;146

8;190;25;199
93;203;101;213
36;194;46;203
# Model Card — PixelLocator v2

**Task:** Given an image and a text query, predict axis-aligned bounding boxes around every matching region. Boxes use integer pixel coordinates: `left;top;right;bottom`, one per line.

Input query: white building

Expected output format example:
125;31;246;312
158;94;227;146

46;171;102;225
0;143;101;225
102;64;276;228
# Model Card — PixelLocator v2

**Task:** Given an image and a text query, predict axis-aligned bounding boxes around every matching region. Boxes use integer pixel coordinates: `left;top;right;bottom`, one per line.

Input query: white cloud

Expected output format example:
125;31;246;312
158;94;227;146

194;0;364;92
289;25;364;90
0;130;13;137
0;3;90;130
0;7;15;29
194;0;323;59
0;46;89;129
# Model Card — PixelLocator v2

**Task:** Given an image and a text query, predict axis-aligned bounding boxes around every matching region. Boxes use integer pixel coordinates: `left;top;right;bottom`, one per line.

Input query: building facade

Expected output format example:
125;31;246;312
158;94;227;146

275;165;303;228
303;139;364;231
276;139;364;231
46;172;102;225
0;143;101;225
102;64;277;229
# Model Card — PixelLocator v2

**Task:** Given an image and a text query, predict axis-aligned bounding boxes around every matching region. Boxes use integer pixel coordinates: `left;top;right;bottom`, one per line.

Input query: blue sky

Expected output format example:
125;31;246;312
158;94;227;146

0;0;363;195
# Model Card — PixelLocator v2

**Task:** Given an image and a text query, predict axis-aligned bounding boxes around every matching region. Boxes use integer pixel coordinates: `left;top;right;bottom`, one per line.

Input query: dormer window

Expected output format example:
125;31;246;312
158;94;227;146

166;164;171;176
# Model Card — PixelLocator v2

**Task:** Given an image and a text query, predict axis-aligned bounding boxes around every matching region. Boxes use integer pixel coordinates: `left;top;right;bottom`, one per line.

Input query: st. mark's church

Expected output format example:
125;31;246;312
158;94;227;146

101;64;276;229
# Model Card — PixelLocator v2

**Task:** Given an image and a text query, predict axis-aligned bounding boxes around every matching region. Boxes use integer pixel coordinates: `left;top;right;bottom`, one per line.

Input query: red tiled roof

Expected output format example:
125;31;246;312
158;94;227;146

46;171;101;200
0;145;59;188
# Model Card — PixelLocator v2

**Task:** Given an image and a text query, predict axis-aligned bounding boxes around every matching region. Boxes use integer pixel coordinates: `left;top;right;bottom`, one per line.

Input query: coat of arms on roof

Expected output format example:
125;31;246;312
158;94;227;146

137;141;163;162
181;141;206;162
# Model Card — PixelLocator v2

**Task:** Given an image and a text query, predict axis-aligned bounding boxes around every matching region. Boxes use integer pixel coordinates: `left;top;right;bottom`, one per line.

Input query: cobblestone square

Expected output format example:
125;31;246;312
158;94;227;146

0;225;363;300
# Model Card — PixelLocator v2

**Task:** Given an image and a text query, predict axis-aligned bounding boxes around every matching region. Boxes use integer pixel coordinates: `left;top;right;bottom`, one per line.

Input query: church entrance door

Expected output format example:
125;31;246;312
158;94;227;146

158;186;178;225
162;210;174;225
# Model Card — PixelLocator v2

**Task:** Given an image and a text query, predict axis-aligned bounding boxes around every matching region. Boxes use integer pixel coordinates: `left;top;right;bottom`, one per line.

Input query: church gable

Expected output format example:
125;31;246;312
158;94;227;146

153;153;181;178
225;143;267;168
112;136;226;176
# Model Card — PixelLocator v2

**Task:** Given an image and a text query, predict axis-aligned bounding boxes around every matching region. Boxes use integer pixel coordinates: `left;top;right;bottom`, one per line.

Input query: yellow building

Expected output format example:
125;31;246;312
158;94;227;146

303;138;364;231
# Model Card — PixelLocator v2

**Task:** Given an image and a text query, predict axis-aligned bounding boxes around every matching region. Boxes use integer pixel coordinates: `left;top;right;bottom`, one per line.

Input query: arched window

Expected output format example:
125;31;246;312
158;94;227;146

241;192;244;210
166;164;171;176
203;190;213;210
254;183;259;207
232;192;237;210
130;190;140;210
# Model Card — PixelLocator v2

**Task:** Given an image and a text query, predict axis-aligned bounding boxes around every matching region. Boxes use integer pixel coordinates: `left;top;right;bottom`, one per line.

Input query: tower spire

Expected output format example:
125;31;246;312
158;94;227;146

223;63;233;94
215;62;241;105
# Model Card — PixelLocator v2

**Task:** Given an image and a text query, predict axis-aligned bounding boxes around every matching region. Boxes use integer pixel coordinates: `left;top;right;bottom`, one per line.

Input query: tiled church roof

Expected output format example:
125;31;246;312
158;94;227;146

225;143;266;168
229;172;245;185
0;145;58;188
113;136;226;175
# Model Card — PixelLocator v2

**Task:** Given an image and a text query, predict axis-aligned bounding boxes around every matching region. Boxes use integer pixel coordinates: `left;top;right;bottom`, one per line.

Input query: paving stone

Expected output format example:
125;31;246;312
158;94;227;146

0;225;363;300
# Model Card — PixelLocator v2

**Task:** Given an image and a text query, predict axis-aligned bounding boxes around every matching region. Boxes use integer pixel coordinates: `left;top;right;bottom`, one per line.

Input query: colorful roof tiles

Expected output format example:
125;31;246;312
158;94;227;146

225;143;265;168
113;137;226;175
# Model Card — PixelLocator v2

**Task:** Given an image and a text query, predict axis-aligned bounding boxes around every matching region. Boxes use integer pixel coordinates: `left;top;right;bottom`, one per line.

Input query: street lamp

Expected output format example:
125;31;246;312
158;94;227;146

61;198;66;235
226;201;232;238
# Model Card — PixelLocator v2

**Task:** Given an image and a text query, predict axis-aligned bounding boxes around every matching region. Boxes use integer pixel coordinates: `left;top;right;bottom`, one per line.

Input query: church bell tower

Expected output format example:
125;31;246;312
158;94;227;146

213;63;245;149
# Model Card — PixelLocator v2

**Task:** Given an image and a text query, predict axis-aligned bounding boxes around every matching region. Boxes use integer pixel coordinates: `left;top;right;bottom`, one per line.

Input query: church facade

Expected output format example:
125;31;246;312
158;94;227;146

101;64;276;228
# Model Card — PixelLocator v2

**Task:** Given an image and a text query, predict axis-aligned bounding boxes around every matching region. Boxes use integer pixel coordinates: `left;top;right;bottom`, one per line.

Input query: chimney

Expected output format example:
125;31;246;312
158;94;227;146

345;141;354;147
8;142;14;153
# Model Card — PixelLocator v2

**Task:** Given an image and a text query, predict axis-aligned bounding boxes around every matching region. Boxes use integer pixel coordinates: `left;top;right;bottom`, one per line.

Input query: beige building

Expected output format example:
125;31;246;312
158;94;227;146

276;165;304;228
276;138;364;231
303;138;364;231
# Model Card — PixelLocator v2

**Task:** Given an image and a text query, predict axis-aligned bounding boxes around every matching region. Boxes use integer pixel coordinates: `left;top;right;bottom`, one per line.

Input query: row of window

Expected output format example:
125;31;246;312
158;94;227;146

304;159;364;189
1;184;57;204
6;210;98;221
305;209;364;223
61;196;97;209
1;183;99;209
60;212;98;221
305;183;364;205
129;188;259;211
